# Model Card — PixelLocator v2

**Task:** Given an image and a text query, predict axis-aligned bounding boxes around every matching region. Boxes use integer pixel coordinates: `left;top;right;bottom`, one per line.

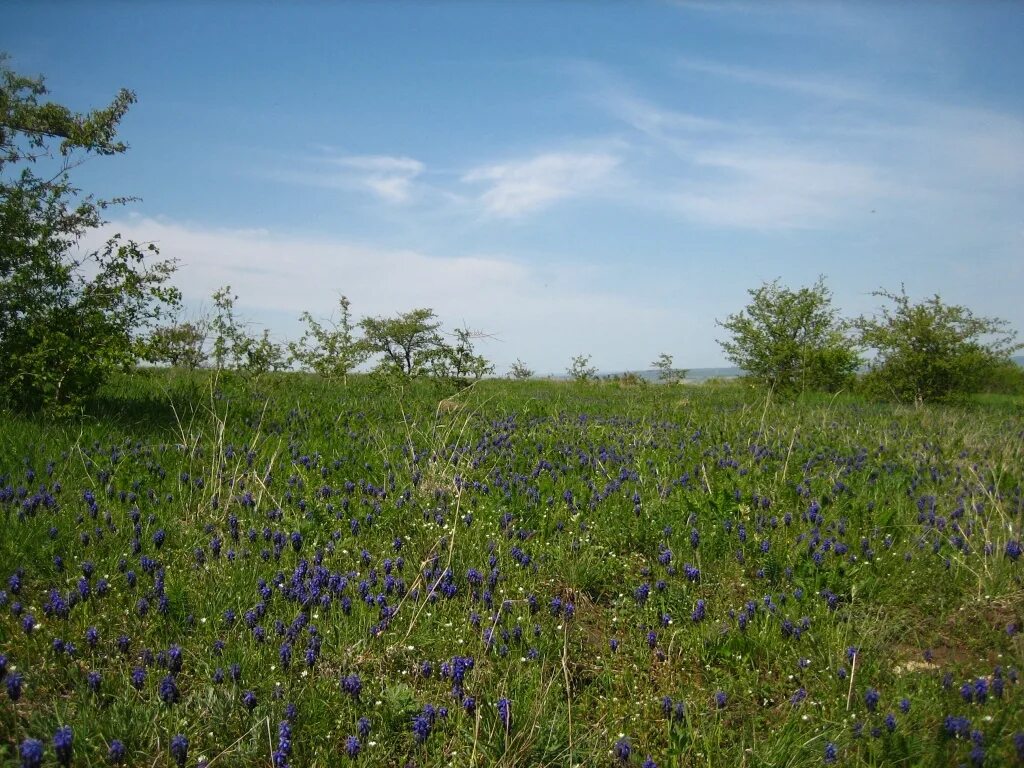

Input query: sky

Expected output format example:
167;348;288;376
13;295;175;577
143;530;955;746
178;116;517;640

4;1;1023;373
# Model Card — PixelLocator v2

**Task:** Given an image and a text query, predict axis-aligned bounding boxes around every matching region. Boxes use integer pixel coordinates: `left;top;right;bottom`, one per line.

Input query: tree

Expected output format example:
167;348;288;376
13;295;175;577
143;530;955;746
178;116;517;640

209;286;284;375
360;308;445;377
0;54;180;412
717;277;858;393
651;352;687;384
431;325;494;386
288;295;368;382
567;354;597;383
855;287;1021;403
509;359;534;380
145;320;208;369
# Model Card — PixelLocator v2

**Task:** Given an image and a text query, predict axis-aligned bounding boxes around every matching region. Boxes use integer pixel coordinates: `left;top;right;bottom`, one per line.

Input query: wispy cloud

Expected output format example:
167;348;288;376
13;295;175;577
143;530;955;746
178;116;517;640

582;55;1024;231
273;152;425;203
327;154;425;203
675;57;870;102
674;147;891;229
462;151;620;217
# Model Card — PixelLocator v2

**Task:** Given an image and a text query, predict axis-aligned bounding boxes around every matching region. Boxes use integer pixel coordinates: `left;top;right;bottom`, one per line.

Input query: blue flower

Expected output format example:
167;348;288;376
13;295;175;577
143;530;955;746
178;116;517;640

692;600;707;622
130;666;146;689
170;734;188;767
344;735;360;758
242;690;257;711
864;687;879;712
20;739;44;768
823;742;838;764
412;712;432;743
1006;540;1022;561
613;737;632;762
108;739;126;764
7;671;24;700
714;690;727;709
159;674;179;705
53;726;73;767
497;697;511;728
341;673;362;698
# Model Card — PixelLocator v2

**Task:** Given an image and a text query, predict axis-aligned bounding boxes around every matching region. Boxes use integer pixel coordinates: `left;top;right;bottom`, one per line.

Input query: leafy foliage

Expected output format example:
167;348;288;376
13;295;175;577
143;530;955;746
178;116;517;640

144;320;208;369
209;286;285;375
567;353;597;383
288;295;367;382
0;55;180;413
717;277;858;393
651;352;686;384
430;325;494;387
360;308;445;377
856;287;1022;403
509;359;534;380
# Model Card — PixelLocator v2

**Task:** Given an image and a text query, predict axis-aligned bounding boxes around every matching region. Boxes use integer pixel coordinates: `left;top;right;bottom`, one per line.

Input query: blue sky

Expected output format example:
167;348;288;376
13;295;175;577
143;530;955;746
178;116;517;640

4;1;1023;372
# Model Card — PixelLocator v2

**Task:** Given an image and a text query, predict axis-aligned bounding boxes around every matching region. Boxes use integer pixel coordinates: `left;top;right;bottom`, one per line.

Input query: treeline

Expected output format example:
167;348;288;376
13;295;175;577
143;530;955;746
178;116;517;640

716;278;1023;404
143;290;492;387
1;55;1021;415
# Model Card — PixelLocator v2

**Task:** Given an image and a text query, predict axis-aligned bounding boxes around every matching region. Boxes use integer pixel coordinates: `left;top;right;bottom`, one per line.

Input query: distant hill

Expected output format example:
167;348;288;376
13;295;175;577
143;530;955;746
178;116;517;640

624;367;744;382
1014;355;1024;367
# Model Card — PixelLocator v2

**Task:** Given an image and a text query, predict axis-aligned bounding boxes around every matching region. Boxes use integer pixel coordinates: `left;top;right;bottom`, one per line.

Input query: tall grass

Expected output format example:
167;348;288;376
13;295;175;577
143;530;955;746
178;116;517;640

1;372;1021;766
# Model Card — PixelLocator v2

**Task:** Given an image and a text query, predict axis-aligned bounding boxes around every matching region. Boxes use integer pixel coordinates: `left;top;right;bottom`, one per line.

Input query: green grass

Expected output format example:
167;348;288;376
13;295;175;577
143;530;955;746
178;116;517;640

0;371;1022;766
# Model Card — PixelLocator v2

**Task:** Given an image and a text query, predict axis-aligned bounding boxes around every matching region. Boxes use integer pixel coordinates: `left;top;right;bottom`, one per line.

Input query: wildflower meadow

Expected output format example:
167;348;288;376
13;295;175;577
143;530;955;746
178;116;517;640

1;373;1022;766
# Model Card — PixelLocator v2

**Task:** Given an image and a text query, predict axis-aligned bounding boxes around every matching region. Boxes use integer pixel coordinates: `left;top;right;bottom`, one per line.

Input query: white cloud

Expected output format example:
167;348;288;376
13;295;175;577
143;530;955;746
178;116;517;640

674;57;870;102
274;152;425;203
674;147;892;229
462;151;620;217
327;154;425;203
587;60;1023;230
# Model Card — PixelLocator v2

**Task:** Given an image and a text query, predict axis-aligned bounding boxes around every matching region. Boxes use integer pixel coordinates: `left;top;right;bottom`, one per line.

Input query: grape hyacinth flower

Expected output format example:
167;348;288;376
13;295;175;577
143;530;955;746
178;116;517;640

823;742;838;764
613;737;632;762
109;740;127;764
159;674;179;705
864;687;880;712
345;735;360;758
20;739;44;768
170;734;189;767
8;671;24;700
497;697;511;729
53;726;73;767
411;712;432;744
273;721;292;767
715;690;727;709
1006;540;1022;561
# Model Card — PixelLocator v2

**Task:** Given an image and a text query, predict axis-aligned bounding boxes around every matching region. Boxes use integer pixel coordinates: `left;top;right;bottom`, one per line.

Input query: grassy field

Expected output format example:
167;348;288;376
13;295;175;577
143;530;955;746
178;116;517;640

1;371;1022;766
